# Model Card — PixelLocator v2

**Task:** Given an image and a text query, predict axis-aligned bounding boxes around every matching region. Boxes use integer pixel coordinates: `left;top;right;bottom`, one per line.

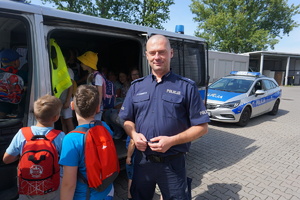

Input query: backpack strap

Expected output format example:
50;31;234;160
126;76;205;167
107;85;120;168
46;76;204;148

21;127;34;142
21;127;61;142
68;120;102;135
46;129;61;142
92;71;102;85
77;172;91;200
69;127;88;134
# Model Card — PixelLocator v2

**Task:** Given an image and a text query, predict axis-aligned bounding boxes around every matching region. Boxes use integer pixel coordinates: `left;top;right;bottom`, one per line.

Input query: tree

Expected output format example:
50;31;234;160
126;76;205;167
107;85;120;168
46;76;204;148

41;0;174;29
129;0;175;29
190;0;300;53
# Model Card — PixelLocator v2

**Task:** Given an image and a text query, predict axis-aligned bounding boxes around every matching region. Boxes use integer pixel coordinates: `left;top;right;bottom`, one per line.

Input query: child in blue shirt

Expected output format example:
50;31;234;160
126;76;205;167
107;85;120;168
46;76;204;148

59;85;113;200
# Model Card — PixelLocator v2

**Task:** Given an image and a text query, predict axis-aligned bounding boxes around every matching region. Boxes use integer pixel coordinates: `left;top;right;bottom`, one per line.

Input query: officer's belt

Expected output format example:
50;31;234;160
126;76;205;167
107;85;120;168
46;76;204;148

146;152;185;163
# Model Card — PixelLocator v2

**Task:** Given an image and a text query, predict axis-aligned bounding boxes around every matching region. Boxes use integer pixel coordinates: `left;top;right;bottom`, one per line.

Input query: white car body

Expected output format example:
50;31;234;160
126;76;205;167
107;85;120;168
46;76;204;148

207;71;282;126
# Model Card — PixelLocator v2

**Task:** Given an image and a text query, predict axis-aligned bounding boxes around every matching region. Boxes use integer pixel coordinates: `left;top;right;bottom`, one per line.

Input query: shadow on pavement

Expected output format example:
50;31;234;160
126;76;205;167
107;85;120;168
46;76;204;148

187;126;258;199
195;183;242;200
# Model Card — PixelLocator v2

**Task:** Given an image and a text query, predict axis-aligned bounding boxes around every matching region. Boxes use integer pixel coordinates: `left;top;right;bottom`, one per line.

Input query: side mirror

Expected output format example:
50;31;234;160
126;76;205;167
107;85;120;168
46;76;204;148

255;90;265;96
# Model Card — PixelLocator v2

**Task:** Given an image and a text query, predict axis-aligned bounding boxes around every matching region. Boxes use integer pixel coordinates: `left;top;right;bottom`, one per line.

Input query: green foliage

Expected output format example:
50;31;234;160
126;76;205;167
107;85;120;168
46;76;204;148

41;0;174;29
190;0;300;53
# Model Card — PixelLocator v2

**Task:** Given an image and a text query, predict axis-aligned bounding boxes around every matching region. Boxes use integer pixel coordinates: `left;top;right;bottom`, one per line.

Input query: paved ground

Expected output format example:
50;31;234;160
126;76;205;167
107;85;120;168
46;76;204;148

114;86;300;200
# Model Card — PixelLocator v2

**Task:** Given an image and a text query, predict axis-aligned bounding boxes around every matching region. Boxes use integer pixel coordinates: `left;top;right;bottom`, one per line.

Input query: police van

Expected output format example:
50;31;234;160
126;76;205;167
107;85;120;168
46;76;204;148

0;1;209;197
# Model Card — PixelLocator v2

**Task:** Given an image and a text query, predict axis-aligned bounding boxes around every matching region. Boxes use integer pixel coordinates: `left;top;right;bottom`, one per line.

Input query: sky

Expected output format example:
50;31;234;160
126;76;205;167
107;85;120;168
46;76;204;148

162;0;300;54
31;0;300;54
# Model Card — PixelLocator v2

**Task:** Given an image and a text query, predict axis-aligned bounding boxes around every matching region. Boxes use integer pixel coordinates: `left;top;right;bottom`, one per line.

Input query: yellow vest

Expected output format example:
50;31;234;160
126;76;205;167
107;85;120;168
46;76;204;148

50;39;72;98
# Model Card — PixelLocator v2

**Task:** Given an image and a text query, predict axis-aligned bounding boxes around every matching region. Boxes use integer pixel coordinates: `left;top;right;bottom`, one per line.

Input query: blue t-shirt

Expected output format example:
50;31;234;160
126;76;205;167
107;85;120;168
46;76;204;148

119;71;210;156
59;124;112;200
6;126;65;156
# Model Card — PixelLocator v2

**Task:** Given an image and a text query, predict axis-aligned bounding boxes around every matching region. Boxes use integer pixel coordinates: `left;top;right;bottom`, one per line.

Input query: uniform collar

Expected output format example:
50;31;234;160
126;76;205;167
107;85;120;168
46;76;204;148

151;71;172;82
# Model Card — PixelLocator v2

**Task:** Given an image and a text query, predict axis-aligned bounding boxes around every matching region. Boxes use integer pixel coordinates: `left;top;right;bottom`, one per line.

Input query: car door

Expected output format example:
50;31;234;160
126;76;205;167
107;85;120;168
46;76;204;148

250;80;268;117
262;79;278;112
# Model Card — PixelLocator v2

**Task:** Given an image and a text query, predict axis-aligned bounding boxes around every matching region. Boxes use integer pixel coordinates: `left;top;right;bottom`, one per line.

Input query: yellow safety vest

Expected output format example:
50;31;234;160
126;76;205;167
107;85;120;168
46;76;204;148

50;39;72;98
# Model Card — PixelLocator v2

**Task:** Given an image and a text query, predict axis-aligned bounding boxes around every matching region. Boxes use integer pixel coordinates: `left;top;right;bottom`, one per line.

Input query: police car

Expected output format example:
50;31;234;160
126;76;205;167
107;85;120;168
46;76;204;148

207;71;282;126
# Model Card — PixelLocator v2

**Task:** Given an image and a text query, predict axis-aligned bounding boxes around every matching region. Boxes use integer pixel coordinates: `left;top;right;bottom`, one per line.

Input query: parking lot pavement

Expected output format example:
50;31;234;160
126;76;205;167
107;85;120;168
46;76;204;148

114;86;300;200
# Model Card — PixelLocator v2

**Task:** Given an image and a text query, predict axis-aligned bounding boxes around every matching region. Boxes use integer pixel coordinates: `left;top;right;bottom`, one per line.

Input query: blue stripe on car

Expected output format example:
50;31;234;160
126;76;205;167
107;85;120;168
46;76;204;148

232;91;282;114
207;89;241;101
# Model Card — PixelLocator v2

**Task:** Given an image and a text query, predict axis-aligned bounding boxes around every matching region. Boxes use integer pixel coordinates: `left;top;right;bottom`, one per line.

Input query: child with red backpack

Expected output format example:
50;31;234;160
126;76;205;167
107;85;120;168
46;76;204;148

60;85;118;200
2;94;65;200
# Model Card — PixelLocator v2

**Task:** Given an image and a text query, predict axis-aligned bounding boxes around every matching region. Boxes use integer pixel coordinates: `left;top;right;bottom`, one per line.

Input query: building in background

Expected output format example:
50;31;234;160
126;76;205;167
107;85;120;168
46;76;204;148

208;51;300;86
244;51;300;86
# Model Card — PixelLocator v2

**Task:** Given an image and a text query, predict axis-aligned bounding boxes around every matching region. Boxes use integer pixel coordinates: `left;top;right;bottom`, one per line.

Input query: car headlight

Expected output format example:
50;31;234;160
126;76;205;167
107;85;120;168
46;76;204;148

218;100;241;108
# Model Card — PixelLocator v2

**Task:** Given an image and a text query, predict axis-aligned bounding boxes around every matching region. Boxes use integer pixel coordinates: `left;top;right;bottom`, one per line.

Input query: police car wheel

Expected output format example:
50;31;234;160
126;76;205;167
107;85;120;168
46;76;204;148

237;107;251;127
269;99;280;116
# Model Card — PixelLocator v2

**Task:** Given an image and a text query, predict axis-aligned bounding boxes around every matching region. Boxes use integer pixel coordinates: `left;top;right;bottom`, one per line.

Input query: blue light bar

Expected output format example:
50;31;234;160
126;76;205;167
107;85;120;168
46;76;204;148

230;71;261;77
175;25;184;34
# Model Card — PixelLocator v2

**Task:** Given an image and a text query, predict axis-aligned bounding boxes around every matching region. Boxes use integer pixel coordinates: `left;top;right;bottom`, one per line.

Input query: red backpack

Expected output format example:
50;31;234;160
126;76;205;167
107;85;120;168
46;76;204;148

0;72;24;104
69;121;120;193
18;127;61;195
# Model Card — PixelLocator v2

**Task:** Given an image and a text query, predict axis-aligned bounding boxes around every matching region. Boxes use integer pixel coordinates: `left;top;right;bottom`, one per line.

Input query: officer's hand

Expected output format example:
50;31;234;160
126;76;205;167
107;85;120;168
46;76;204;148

148;136;173;153
133;133;147;152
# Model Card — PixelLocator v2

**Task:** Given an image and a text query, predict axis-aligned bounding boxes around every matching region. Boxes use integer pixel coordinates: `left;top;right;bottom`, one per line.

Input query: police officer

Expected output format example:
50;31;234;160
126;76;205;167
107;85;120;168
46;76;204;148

119;35;210;200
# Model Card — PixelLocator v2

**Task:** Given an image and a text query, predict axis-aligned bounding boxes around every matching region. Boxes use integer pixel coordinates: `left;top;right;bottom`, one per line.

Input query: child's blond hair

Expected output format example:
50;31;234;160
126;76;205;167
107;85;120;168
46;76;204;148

34;94;62;124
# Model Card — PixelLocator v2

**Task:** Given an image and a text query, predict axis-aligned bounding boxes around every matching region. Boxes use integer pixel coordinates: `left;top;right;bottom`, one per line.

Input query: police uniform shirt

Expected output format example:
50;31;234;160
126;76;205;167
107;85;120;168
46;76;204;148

119;71;210;156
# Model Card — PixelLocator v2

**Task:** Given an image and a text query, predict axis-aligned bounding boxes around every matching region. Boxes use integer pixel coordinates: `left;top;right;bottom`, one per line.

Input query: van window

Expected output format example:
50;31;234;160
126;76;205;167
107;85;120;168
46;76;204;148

170;40;206;86
0;15;31;123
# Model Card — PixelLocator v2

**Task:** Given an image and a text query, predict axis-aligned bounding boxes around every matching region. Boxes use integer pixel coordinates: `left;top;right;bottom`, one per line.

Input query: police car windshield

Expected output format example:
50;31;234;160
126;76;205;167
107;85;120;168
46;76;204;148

209;78;253;93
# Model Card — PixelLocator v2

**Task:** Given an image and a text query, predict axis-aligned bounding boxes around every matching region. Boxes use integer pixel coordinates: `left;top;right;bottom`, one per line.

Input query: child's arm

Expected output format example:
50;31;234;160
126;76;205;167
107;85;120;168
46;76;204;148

60;165;77;200
126;139;135;165
63;83;74;109
3;152;19;164
96;85;103;109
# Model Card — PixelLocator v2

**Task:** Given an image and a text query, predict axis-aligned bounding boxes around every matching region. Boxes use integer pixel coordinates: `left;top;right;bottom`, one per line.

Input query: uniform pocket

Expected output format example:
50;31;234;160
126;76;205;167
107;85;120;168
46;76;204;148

162;94;183;104
133;94;150;103
162;94;184;118
132;94;150;120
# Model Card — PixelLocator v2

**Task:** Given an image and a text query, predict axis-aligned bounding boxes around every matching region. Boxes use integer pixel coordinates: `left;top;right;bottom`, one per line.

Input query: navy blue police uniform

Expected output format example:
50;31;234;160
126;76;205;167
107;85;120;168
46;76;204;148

119;71;210;200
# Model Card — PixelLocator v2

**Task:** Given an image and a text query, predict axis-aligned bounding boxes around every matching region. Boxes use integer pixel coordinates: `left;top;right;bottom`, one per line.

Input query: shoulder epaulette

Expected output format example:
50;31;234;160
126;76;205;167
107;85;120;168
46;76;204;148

175;74;195;85
131;76;146;85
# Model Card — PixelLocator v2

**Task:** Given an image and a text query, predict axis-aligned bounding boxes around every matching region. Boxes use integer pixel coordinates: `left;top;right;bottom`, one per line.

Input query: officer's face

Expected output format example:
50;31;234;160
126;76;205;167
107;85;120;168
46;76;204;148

146;36;173;77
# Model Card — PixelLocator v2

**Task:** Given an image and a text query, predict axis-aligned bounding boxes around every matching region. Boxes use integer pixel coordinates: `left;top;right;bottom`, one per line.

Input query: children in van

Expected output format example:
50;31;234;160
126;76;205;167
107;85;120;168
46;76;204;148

77;51;104;121
59;85;113;200
2;94;65;200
